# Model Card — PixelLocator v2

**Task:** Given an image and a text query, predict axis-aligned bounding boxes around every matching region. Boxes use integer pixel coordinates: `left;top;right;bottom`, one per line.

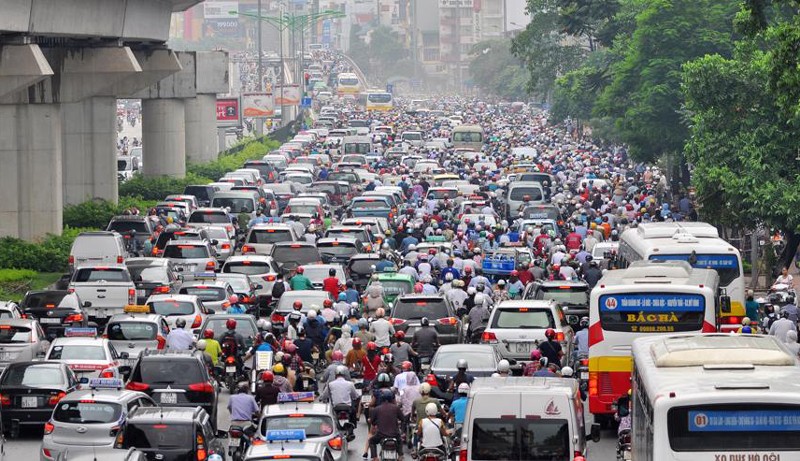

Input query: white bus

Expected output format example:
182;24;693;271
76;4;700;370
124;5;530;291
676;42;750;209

364;90;393;112
336;72;361;95
618;222;745;332
632;333;800;460
588;260;724;426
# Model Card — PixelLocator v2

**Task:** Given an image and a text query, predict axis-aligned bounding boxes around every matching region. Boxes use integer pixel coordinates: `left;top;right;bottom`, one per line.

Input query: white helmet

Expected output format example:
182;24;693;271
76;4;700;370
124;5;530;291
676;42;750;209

408;244;417;251
196;339;207;351
425;402;438;416
561;366;574;377
420;383;431;394
497;359;510;373
457;382;470;394
467;286;477;295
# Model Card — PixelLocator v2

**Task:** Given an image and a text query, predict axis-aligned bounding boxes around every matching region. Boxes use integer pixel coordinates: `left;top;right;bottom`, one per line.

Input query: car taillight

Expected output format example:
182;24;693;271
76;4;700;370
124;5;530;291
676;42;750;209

44;421;55;435
100;369;115;378
263;274;276;282
196;433;207;461
109;425;121;437
154;285;171;294
725;316;740;325
114;431;124;448
117;255;124;264
221;243;231;250
206;261;216;270
271;312;285;323
0;394;10;406
49;391;66;406
389;318;406;325
68;255;74;265
556;332;565;342
156;335;166;349
327;435;343;450
459;449;468;461
64;313;83;324
242;245;255;254
481;331;498;343
437;317;458;326
126;382;150;392
128;288;135;304
188;382;214;393
588;372;598;396
191;315;202;329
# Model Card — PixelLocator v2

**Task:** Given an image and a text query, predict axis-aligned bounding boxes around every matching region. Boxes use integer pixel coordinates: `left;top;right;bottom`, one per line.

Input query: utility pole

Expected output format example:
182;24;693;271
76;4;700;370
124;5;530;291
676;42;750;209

256;0;264;136
410;0;418;81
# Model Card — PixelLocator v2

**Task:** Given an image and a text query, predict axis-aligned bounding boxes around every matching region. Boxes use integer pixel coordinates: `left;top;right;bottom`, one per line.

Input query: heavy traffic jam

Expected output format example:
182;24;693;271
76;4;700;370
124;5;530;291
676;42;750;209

3;50;799;461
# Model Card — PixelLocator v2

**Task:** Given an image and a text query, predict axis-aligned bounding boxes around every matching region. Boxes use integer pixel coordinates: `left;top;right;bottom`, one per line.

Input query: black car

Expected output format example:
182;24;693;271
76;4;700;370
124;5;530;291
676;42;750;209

524;280;590;329
20;290;87;338
242;160;276;181
117;406;225;461
125;257;183;304
347;253;382;291
183;185;217;208
125;350;219;429
0;361;79;434
269;242;323;276
392;294;463;345
106;215;155;250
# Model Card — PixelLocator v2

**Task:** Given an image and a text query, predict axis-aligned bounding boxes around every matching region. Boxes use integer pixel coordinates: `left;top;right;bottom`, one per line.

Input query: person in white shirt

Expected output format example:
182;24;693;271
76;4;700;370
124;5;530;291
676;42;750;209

775;267;794;287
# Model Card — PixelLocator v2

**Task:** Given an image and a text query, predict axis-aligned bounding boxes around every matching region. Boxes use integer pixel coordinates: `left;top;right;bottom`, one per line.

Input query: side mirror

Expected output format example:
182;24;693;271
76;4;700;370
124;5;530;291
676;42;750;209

589;423;601;443
193;329;201;337
254;284;264;290
83;301;92;308
119;352;130;359
79;377;89;384
118;365;132;379
354;381;364;390
211;239;219;246
719;295;732;314
567;315;579;325
177;267;184;272
206;309;216;315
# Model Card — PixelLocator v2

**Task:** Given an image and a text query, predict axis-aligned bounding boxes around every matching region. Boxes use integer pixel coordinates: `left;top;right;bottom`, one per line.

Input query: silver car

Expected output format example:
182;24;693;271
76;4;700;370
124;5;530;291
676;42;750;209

104;310;170;362
162;239;218;273
256;401;348;461
41;382;154;461
178;280;235;314
203;225;235;263
144;294;208;329
0;319;50;372
221;255;279;300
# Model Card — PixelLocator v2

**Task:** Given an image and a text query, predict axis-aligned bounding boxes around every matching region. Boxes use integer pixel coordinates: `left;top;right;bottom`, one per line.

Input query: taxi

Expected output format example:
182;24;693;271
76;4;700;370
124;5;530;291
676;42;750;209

245;428;337;461
144;294;207;329
366;270;415;309
104;306;170;362
0;318;51;372
41;378;155;461
44;328;129;379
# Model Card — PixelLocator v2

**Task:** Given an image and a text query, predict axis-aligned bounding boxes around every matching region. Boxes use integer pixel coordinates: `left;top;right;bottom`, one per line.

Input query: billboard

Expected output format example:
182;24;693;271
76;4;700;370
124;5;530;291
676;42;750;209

439;0;473;6
204;1;238;19
216;97;241;126
274;85;301;106
203;18;240;38
242;93;275;117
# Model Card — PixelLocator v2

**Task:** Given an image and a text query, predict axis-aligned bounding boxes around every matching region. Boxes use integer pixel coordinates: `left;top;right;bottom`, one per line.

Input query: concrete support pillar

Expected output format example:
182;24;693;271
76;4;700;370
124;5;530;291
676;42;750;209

142;98;185;177
0;104;63;239
62;96;118;205
185;94;218;164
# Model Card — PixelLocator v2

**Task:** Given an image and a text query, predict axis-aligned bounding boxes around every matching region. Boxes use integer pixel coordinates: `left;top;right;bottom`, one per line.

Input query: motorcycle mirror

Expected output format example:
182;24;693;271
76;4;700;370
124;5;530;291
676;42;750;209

589;423;601;443
719;295;731;314
354;382;365;390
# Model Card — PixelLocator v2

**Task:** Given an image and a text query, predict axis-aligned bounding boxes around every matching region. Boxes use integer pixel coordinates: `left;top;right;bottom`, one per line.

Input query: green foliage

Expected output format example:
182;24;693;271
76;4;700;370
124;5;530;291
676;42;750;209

0;228;91;273
349;26;408;82
0;270;62;302
558;0;621;50
468;40;528;100
63;197;157;229
0;269;37;283
187;139;278;181
118;173;211;201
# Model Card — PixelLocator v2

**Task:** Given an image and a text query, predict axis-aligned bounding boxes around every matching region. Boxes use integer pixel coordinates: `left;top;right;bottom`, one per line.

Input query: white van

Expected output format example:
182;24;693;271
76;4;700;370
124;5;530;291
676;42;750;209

400;131;424;147
505;181;546;217
68;231;128;273
461;377;600;461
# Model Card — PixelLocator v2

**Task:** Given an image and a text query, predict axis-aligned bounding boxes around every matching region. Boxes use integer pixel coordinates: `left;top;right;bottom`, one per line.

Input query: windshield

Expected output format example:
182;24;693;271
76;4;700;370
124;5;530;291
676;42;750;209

453;131;483;143
203;318;256;341
49;345;106;360
491;309;555;329
509;187;544;202
128;266;169;283
220;277;250;292
107;322;158;341
54;401;122;424
0;326;32;343
376;280;412;296
73;268;130;283
318;243;357;256
344;143;371;154
261;415;335;438
124;423;193;449
339;77;359;86
599;292;706;333
535;287;589;306
22;292;67;309
184;186;210;201
326;230;368;242
180;287;226;302
1;365;64;386
470;418;569;460
393;299;449;320
649;254;741;286
434;350;495;369
286;204;318;215
212;197;255;213
248;229;293;244
668;404;800;451
428;189;457;200
276;293;330;312
328;172;358;183
301;267;343;283
368;93;392;103
117;159;131;171
108;221;148;233
271;247;321;265
523;206;560;220
352;200;388;210
148;301;195;316
133;360;204;385
223;262;273;275
189;212;229;224
163;245;209;259
349;259;379;274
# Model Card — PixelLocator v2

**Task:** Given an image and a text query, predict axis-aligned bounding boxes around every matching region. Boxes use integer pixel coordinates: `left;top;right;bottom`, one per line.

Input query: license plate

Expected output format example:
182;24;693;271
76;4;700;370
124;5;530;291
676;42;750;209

226;366;236;373
229;438;240;447
0;353;13;361
160;392;177;404
137;289;146;298
515;342;532;353
21;396;37;408
39;318;61;324
581;372;589;380
623;451;632;460
361;395;371;404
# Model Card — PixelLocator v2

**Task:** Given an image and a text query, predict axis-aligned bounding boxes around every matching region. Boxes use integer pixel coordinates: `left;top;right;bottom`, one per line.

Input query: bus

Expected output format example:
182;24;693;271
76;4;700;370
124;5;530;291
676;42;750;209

588;260;727;426
631;333;800;460
450;124;485;151
364;90;393;112
336;72;361;96
618;222;744;332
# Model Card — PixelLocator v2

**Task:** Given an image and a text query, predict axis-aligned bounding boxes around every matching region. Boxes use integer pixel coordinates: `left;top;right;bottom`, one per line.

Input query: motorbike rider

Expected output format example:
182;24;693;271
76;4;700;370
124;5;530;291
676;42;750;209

368;389;405;460
319;365;359;424
389;331;417;369
202;329;222;366
412;317;440;364
221;318;247;370
523;350;543;377
573;317;590;362
256;371;280;408
364;275;386;318
369;308;395;348
769;309;797;341
166;318;195;350
226;294;246;314
417;402;449;458
289;266;314;290
321;350;351;386
362;341;382;388
496;359;511;377
228;382;259;429
283;300;307;330
323;268;341;299
467;293;490;341
538;328;564;367
448;382;470;428
447;359;474;393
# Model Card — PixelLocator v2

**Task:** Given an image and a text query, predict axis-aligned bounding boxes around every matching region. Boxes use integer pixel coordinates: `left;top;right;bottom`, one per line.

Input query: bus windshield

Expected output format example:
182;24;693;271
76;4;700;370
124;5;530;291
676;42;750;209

599;292;706;333
339;77;359;86
368;93;391;103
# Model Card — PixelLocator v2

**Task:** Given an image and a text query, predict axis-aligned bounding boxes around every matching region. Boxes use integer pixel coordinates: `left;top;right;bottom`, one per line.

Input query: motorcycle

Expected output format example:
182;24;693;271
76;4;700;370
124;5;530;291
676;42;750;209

617;429;632;460
418;446;448;461
228;422;257;461
380;437;401;461
333;403;356;442
223;354;240;392
575;353;589;400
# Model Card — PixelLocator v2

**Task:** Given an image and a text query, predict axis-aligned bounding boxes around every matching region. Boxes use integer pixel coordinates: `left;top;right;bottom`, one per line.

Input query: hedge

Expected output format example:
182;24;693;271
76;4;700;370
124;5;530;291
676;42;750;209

118;173;212;201
187;139;279;180
0;227;92;273
64;197;158;229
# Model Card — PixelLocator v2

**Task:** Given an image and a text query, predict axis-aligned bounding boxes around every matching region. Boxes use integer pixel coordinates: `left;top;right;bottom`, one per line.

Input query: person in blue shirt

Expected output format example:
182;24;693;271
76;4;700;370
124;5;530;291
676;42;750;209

375;253;396;272
507;227;520;243
400;234;419;253
344;280;360;305
226;295;246;314
440;259;460;282
449;383;470;426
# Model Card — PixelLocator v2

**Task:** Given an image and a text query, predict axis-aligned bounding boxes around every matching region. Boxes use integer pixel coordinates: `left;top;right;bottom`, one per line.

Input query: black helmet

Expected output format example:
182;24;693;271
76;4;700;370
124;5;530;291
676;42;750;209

175;318;186;328
329;268;336;276
421;317;430;326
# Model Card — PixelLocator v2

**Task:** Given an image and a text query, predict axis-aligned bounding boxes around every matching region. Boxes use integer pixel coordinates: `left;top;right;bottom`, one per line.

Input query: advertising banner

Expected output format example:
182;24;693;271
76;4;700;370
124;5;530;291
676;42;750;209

242;93;275;117
274;85;301;106
216;97;240;126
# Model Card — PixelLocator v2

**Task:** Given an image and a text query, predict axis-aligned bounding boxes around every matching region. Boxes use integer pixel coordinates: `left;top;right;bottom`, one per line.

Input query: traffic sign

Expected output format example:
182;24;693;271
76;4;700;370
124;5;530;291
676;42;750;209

386;83;394;94
301;97;312;108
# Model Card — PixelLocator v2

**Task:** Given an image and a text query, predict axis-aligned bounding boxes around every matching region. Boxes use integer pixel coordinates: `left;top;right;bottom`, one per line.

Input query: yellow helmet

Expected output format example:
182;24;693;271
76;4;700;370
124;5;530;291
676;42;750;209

272;363;285;374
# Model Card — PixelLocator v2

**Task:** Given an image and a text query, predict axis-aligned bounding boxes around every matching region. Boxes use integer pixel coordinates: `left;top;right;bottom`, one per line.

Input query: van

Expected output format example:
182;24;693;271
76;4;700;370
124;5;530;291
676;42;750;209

184;185;219;207
68;231;128;272
211;191;260;214
461;377;600;461
342;136;372;155
505;181;546;217
400;131;424;147
451;124;485;151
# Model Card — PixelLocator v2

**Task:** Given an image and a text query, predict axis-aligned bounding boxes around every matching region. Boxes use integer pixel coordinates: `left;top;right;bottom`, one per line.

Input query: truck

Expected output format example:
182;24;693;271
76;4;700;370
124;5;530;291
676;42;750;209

68;265;136;324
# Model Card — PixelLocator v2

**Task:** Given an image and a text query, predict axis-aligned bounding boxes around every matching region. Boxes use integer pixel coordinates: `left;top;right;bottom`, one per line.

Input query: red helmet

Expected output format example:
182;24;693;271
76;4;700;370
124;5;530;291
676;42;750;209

367;341;378;352
401;361;412;371
296;267;304;274
293;300;303;310
226;319;237;330
394;331;406;340
545;328;556;340
530;350;542;361
352;337;363;347
323;299;333;308
464;266;472;273
285;343;297;354
261;371;274;382
332;350;344;361
510;270;519;276
203;328;214;339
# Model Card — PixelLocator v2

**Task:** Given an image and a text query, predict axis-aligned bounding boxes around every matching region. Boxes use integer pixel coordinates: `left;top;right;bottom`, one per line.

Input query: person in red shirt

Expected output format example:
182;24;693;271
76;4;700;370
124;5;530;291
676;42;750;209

361;342;382;386
322;268;341;300
516;267;533;286
565;229;583;251
534;228;551;257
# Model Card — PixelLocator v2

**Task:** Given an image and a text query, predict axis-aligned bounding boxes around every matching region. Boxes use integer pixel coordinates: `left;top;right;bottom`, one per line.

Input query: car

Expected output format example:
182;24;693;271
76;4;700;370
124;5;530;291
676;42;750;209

300;264;347;290
41;378;156;461
217;273;259;310
366;272;415;308
0;301;24;320
125;257;182;304
523;279;591;324
346;254;382;291
482;300;574;366
144;294;209;329
178;280;236;314
68;231;128;273
151;228;215;258
241;223;302;256
0;361;79;433
243;439;336;461
256;397;348;461
591;241;619;269
105;216;155;251
183;185;218;207
316;237;363;264
104;308;170;362
195;314;259;350
271;291;333;334
164;194;200;212
221;255;279;306
0;319;51;371
203;225;235;263
429;344;503;387
269;242;323;276
186;208;236;239
20;291;87;338
115;406;225;459
124;350;219;427
45;330;129;379
68;265;137;322
162;240;218;273
323;226;375;252
391;295;462;345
